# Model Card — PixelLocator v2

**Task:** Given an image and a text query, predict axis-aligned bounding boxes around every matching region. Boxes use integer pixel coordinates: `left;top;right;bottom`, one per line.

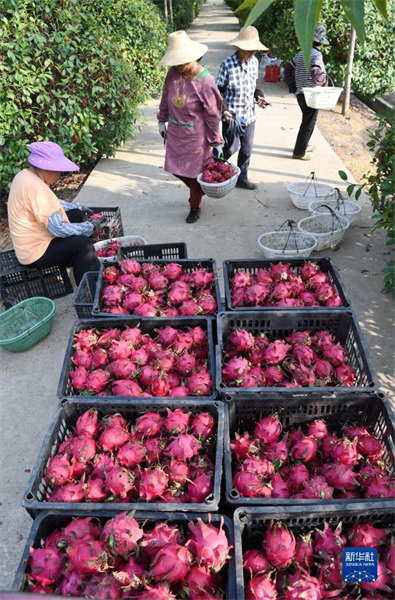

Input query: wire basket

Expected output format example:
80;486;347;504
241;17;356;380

0;297;56;352
297;204;350;251
287;171;335;210
197;163;240;198
257;219;317;258
308;187;361;225
302;85;343;110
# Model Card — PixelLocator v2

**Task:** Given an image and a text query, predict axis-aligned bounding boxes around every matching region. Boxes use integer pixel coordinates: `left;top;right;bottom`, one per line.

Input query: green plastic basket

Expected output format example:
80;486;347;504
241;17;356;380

0;297;56;352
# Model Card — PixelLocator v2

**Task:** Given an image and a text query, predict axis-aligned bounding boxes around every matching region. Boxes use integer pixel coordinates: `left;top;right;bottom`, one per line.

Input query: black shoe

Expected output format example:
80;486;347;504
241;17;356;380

186;208;200;223
236;179;257;190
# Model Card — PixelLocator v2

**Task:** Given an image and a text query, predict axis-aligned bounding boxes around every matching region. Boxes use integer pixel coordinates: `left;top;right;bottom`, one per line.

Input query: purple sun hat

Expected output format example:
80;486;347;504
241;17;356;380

28;141;79;172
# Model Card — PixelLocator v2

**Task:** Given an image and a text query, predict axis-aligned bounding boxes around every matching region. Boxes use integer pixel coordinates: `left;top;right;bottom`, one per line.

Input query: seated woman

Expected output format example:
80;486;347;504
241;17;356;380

7;141;100;285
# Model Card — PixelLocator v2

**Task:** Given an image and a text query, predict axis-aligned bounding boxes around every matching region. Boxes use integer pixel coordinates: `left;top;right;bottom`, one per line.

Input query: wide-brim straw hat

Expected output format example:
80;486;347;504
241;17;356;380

159;30;208;66
227;26;268;51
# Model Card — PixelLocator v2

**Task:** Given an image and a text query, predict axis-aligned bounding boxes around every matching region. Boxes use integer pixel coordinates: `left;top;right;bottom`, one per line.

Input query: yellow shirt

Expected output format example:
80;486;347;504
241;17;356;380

7;168;70;264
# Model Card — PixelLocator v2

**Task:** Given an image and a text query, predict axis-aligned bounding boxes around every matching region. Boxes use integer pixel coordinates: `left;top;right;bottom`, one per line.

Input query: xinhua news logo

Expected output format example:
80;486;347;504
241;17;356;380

342;547;378;583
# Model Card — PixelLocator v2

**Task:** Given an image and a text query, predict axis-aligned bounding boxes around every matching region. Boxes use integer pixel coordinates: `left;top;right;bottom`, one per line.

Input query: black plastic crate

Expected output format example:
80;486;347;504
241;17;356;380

88;206;123;243
0;249;73;306
13;510;236;599
57;316;217;401
72;271;98;318
223;256;350;310
216;310;377;396
224;392;394;507
123;242;188;260
92;257;221;318
22;398;224;516
233;504;394;600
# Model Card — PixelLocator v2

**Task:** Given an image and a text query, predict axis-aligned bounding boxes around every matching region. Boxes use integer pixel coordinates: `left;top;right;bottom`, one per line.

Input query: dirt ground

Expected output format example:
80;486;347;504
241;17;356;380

0;93;378;252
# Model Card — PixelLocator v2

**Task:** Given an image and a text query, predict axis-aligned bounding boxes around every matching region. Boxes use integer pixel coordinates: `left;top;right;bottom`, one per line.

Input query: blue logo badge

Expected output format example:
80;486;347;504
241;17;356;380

342;547;378;583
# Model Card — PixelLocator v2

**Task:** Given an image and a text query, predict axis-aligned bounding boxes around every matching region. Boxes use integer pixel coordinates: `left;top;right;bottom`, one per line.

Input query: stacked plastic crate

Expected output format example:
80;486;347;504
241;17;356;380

217;257;394;599
13;242;237;599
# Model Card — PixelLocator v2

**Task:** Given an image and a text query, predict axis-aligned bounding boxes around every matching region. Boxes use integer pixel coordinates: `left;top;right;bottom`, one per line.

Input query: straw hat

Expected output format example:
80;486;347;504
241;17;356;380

159;30;208;66
227;26;268;51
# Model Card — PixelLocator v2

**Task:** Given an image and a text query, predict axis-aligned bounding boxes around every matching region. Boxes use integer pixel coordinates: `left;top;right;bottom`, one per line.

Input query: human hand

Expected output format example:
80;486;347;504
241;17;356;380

80;205;94;218
91;216;106;230
213;144;224;159
257;96;271;108
158;122;167;142
223;110;233;121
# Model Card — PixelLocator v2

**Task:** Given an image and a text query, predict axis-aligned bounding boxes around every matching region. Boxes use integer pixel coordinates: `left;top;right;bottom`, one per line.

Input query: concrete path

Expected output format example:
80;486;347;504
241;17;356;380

0;0;394;591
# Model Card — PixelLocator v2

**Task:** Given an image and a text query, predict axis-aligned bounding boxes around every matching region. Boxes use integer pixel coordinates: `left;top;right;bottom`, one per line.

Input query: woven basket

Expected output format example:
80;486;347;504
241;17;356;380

256;219;317;258
287;171;335;210
94;235;147;261
308;197;361;225
302;86;343;110
297;205;350;251
197;165;240;198
0;297;56;352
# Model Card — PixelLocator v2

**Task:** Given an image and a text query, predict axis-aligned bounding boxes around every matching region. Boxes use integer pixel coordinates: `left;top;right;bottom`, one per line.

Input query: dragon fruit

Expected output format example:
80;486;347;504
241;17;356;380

151;544;192;583
74;329;98;350
190;412;215;438
188;516;232;572
105;466;134;499
283;572;323;600
139;468;168;501
83;477;107;502
99;426;130;452
254;415;282;444
165;433;200;460
323;462;358;491
292;434;318;462
111;379;142;396
245;574;277;600
187;471;213;503
264;521;296;569
314;522;346;559
294;533;314;569
332;437;359;465
101;512;143;556
348;522;388;548
67;539;108;575
302;475;334;499
70;435;96;464
263;340;291;364
29;547;64;587
135;412;162;437
70;366;89;391
45;454;72;488
187;368;213;396
243;550;270;576
117;440;146;468
85;369;110;393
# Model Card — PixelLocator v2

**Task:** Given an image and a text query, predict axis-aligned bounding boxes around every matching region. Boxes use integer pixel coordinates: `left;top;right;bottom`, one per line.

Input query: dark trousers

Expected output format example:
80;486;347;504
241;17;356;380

293;93;319;156
174;175;204;210
223;120;255;183
27;209;100;285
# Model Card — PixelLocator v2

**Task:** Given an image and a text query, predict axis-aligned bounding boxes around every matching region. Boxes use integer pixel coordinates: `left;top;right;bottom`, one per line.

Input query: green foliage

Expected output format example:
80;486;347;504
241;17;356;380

155;0;206;30
339;114;395;295
0;0;168;196
229;0;395;98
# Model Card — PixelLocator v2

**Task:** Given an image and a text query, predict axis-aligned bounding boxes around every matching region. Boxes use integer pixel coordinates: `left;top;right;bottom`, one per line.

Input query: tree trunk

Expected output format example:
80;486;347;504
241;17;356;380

342;27;356;116
164;0;168;22
169;0;174;25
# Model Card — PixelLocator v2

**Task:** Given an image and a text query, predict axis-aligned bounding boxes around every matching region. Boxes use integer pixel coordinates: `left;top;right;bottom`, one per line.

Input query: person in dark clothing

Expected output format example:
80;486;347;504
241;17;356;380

291;23;329;160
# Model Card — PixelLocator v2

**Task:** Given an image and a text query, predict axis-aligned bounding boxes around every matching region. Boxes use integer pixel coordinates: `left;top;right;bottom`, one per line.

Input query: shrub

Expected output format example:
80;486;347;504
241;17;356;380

155;0;206;31
0;0;168;199
340;114;395;295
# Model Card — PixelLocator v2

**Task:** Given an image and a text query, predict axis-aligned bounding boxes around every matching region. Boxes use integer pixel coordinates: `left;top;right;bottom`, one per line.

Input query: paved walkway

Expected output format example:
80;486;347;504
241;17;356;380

0;0;394;591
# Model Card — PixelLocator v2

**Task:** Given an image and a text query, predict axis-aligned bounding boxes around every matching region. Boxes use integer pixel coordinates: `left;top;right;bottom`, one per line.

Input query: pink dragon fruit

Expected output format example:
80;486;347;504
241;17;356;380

245;284;270;305
102;266;119;284
222;356;251;384
99;426;130;452
29;547;64;587
360;560;393;594
300;261;320;281
233;469;271;498
291;434;318;462
117;440;146;467
107;358;137;379
294;533;314;569
75;408;99;437
58;571;83;596
135;412;162;437
165;433;200;460
118;259;141;275
48;481;85;503
271;473;290;498
187;368;213;396
101;512;143;556
307;419;328;440
232;271;252;288
156;325;179;346
232;288;246;306
141;522;182;558
347;522;388;548
70;366;89;391
190;268;214;289
322;342;347;367
74;329;98;350
83;477;107;502
164;458;189;485
70;434;96;464
356;433;384;461
334;363;356;386
187;471;213;503
245;574;277;600
67;539;108;575
264;521;296;569
264;439;289;465
85;369;110;393
302;475;334;499
292;343;316;366
113;555;148;588
45;454;72;488
314;522;346;559
283;572;323;600
72;348;92;369
332;437;359;465
365;476;395;498
314;359;334;383
141;584;177;599
190;412;215;438
270;262;291;281
101;284;124;307
151;375;171;397
254;415;282;444
105;466;134;499
264;364;285;386
288;463;310;492
243;549;270;576
263;340;291;364
168;281;191;305
111;379;143;396
163;262;183;281
231;432;258;461
188;516;232;572
163;408;190;434
286;360;316;386
187;565;215;594
151;543;192;583
323;462;358;491
139;467;168;501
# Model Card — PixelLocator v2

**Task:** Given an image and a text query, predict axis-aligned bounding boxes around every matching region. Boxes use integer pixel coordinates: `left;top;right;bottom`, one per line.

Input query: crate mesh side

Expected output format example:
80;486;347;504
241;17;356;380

124;243;188;260
1;265;72;303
